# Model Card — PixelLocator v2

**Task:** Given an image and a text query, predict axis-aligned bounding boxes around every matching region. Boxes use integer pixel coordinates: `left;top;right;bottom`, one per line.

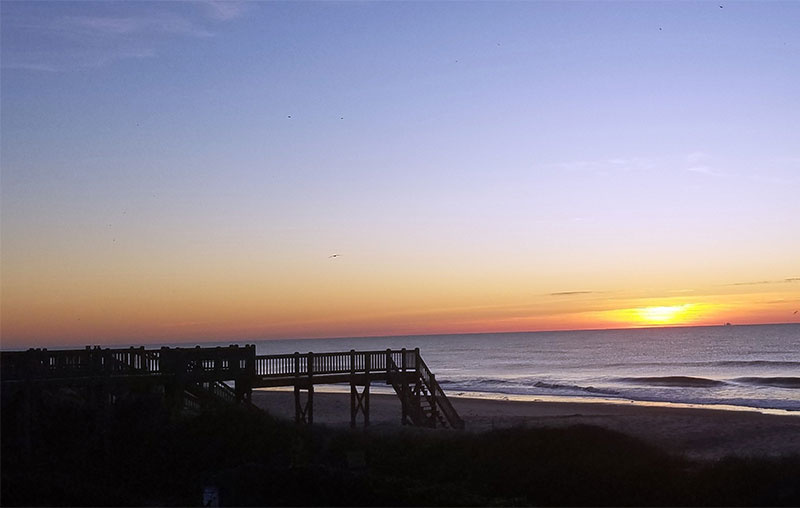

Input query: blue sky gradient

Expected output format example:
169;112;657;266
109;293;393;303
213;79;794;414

2;1;799;345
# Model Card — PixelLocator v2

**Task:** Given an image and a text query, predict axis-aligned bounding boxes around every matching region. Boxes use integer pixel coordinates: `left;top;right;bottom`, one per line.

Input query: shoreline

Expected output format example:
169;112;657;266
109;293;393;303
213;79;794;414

449;390;800;416
252;389;800;460
256;385;800;417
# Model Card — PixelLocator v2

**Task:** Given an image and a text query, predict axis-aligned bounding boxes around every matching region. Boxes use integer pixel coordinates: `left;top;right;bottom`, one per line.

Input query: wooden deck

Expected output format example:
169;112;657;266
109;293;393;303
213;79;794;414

1;345;464;429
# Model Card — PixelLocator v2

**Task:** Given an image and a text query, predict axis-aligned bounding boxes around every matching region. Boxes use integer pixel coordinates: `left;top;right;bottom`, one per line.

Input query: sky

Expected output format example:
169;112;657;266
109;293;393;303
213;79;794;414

1;1;799;348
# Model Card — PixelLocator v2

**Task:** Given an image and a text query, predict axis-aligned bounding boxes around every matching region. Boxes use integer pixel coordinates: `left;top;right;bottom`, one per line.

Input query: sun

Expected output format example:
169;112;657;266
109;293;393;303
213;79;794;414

636;304;694;325
598;301;720;328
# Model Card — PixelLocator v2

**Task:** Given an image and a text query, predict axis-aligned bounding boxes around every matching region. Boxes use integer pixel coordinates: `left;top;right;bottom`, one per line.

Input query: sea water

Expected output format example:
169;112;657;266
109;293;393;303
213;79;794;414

249;324;800;413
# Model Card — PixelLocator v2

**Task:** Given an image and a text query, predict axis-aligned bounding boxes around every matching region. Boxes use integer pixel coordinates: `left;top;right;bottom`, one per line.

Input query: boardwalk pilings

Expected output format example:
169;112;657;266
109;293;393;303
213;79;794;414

293;352;314;424
350;349;370;427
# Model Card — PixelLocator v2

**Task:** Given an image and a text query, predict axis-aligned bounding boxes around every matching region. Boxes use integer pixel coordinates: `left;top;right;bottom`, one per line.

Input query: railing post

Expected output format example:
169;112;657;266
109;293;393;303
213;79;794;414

400;348;408;425
350;350;356;427
364;352;370;426
293;352;301;423
414;348;420;374
307;352;314;424
429;373;438;428
235;345;254;404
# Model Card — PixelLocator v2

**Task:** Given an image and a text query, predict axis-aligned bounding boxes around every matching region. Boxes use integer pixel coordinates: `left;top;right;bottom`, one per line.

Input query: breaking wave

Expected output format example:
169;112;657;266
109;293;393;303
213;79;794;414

439;377;620;396
616;376;727;387
533;381;620;396
602;360;800;369
733;377;800;389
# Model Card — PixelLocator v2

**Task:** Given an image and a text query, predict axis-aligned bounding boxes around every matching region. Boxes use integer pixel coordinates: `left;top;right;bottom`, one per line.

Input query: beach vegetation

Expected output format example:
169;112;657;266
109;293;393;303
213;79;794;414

2;398;799;506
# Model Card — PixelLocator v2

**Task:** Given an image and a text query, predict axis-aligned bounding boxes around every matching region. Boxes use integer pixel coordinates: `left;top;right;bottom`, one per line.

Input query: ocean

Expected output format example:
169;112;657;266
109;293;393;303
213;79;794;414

250;323;800;413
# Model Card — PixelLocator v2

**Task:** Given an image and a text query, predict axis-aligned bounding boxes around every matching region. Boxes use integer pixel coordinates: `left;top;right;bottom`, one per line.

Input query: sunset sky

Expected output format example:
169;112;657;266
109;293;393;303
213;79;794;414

2;1;799;349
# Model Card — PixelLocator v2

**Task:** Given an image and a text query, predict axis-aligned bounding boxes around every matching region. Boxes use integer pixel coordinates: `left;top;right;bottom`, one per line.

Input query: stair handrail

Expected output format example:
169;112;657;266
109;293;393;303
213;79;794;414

208;380;237;402
184;380;238;406
415;352;465;430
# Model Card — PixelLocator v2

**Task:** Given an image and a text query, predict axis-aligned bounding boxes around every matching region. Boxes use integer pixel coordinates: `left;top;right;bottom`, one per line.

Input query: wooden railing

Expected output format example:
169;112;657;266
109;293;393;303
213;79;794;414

255;348;464;430
254;349;418;378
0;346;161;380
0;345;254;382
160;346;254;380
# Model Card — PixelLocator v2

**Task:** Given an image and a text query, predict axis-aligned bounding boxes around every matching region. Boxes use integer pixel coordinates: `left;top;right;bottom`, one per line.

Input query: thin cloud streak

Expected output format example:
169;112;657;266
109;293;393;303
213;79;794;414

60;14;214;38
724;278;800;287
685;152;727;177
2;47;157;71
200;1;249;21
1;4;243;71
686;165;726;177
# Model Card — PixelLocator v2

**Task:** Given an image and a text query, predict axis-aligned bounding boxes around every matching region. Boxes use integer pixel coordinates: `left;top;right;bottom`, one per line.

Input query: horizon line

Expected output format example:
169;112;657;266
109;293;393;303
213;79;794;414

2;321;798;352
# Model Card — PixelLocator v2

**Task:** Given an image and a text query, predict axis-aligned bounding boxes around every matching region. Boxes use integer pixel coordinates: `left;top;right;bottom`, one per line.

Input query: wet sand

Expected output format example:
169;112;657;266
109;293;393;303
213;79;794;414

252;389;800;460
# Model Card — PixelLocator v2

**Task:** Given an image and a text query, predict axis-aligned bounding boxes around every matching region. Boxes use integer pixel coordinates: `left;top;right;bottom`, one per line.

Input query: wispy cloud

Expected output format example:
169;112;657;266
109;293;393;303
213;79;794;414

686;165;725;176
2;47;157;71
685;152;727;177
60;13;214;38
724;277;800;287
549;290;596;296
200;1;249;21
765;298;800;304
1;3;244;71
159;320;216;328
1;61;60;72
686;152;707;165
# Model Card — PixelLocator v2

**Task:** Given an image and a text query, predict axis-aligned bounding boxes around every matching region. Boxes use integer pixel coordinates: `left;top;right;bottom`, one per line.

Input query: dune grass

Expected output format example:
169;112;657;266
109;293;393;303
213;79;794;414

2;394;799;506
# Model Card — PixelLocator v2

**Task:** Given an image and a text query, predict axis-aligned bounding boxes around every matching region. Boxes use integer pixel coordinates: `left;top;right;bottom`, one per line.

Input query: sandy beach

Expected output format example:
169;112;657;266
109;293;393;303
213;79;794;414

252;389;800;461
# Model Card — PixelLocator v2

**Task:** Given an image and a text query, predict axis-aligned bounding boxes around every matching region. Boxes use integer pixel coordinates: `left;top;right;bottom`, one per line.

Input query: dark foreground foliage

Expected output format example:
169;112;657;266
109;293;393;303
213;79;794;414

2;392;799;506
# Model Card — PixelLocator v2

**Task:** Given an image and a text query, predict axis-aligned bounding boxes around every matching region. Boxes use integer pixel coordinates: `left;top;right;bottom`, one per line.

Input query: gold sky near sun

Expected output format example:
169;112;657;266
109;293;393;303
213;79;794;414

2;251;798;347
2;219;798;347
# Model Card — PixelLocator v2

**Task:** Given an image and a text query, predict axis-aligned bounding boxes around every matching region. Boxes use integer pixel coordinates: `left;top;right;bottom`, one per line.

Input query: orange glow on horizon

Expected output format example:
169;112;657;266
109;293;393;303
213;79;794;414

1;270;798;349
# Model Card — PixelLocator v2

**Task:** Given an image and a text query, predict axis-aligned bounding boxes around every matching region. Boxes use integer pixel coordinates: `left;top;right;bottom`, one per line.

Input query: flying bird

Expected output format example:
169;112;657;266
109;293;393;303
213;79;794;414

329;254;341;258
794;310;798;315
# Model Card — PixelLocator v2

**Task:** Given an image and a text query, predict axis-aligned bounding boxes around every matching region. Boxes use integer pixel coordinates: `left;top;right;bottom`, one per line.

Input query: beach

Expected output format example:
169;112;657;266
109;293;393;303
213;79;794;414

252;389;800;461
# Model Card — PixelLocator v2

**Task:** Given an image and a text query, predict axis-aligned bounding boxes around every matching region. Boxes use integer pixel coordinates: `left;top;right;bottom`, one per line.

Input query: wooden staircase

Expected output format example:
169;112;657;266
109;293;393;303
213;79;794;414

184;380;238;408
387;352;464;429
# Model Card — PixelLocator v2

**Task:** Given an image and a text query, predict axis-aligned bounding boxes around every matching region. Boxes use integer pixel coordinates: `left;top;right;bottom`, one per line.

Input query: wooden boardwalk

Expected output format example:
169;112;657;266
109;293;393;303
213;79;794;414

0;345;464;429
